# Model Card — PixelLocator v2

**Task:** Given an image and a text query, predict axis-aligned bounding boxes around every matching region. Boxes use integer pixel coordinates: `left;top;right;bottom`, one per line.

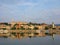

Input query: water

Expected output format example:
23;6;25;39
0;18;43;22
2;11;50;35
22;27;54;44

0;35;60;45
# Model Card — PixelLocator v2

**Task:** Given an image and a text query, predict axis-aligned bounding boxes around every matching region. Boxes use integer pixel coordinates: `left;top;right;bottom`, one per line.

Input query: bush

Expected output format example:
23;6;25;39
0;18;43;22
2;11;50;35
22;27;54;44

52;28;56;30
2;28;6;30
34;27;39;30
11;27;16;30
45;27;49;30
27;28;31;30
20;26;25;30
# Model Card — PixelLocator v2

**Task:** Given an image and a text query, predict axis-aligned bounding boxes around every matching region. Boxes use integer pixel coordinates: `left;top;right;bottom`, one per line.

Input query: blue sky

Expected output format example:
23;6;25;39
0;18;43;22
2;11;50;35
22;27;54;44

0;0;60;24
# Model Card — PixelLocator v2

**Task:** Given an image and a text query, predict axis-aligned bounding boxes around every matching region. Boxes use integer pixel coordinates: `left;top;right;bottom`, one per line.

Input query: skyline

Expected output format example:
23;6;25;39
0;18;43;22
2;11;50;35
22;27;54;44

0;0;60;24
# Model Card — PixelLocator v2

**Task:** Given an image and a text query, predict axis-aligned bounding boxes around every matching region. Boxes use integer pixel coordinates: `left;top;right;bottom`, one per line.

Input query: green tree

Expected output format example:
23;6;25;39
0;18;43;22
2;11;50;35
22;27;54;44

11;27;16;30
52;28;56;30
20;26;25;30
2;28;6;30
45;26;49;30
34;27;38;30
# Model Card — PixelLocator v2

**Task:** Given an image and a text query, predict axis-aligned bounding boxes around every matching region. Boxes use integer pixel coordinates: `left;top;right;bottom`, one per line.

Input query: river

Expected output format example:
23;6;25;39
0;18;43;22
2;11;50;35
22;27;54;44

0;34;60;45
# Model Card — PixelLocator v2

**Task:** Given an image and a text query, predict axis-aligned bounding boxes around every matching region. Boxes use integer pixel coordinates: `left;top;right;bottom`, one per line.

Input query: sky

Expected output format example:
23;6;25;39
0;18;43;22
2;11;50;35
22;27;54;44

0;0;60;24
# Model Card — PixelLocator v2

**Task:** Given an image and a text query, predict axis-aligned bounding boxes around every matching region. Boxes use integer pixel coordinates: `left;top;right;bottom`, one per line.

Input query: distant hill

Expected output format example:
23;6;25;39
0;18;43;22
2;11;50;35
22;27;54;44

55;24;60;26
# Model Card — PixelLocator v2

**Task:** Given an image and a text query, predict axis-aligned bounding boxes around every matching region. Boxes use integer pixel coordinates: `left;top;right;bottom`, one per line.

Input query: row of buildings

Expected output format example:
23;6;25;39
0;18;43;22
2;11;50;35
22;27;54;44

0;21;60;37
0;21;60;30
0;21;48;30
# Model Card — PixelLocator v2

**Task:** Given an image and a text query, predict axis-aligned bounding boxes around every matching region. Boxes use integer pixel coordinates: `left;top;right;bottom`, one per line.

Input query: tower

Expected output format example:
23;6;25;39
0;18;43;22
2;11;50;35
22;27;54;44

52;22;55;28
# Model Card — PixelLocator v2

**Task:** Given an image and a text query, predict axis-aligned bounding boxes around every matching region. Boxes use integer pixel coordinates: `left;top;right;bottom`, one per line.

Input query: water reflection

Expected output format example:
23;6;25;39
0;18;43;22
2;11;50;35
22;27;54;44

0;34;60;45
0;33;56;40
0;31;60;45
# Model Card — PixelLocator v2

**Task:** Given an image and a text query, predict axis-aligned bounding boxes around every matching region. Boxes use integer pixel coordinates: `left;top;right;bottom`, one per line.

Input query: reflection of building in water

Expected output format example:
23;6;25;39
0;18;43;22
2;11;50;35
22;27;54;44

51;34;54;40
8;30;46;39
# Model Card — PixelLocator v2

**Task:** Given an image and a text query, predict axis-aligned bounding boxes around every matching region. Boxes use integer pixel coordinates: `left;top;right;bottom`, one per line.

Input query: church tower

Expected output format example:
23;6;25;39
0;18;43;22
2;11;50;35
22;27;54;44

52;22;55;28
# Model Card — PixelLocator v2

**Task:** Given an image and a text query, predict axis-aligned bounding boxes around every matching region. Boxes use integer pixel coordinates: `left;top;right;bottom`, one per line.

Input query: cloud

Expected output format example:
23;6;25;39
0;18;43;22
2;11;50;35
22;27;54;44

0;0;60;23
16;2;38;6
50;9;60;15
0;0;38;6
